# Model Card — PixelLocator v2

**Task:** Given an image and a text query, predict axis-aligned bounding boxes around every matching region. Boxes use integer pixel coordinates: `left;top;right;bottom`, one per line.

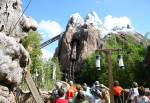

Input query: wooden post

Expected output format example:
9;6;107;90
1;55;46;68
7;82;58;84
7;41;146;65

25;70;44;103
96;48;120;103
106;50;114;103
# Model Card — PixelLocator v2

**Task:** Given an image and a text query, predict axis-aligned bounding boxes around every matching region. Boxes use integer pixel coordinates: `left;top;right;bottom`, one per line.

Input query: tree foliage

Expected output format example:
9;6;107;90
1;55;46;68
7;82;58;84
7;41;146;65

22;31;62;90
78;34;147;88
22;31;42;73
40;57;62;90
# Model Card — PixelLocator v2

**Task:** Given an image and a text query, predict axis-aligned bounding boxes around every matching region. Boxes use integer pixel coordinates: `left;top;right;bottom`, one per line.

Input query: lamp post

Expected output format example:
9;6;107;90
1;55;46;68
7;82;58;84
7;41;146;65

96;48;124;103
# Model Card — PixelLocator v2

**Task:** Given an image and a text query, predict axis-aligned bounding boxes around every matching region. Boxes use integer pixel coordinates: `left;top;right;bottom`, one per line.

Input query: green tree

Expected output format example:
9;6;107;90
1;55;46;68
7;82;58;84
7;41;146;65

41;57;62;90
78;33;146;87
22;31;42;73
22;31;43;87
22;31;62;90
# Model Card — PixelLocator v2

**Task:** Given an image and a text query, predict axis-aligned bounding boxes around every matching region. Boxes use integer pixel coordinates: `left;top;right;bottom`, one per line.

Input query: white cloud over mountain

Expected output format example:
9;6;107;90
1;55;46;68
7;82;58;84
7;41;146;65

100;15;134;37
103;15;133;31
38;20;63;39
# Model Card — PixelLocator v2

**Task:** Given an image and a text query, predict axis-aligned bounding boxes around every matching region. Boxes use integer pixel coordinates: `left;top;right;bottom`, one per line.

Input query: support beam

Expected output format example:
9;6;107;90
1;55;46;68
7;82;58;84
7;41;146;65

25;70;44;103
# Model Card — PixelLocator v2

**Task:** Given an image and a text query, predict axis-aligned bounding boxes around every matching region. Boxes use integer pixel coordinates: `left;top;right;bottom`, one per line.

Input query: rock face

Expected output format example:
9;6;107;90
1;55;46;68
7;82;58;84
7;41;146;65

55;12;103;80
0;85;15;103
0;0;37;102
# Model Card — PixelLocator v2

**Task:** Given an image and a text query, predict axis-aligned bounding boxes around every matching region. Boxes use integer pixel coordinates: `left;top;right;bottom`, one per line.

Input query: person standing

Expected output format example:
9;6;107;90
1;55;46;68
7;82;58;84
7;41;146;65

134;86;150;103
66;81;77;103
112;80;123;103
51;82;61;103
127;82;139;102
73;90;89;103
90;81;103;103
82;83;95;103
55;88;68;103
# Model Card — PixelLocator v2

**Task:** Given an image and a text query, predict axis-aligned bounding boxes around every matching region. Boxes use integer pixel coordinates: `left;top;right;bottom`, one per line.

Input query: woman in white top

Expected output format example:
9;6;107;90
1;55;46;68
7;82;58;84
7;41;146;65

127;82;139;102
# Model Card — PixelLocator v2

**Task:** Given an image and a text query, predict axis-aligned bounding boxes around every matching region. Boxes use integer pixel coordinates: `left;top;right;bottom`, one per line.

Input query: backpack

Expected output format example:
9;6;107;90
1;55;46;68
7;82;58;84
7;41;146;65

90;87;102;99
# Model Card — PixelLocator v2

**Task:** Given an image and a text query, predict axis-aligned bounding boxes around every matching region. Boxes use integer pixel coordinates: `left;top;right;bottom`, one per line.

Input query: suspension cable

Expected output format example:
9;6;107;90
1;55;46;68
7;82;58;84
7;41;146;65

9;0;32;34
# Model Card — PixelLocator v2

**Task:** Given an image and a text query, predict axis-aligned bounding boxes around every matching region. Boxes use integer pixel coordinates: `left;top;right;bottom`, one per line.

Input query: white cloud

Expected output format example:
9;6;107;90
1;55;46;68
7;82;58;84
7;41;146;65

38;20;63;39
100;15;134;38
96;0;100;4
41;49;53;61
103;15;133;31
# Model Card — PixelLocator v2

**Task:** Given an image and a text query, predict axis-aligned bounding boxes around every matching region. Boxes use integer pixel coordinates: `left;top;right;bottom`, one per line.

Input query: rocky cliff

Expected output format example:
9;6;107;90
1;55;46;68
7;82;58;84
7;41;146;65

55;12;103;80
0;0;37;102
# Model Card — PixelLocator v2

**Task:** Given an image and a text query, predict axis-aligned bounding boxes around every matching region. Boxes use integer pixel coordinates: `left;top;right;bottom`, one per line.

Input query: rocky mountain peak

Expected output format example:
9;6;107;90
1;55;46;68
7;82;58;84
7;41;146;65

56;12;103;81
85;11;102;30
67;13;84;31
67;11;138;39
67;11;102;33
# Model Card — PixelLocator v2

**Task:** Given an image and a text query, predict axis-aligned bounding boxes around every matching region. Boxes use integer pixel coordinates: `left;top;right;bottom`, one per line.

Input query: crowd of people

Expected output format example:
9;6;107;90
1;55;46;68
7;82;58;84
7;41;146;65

49;80;150;103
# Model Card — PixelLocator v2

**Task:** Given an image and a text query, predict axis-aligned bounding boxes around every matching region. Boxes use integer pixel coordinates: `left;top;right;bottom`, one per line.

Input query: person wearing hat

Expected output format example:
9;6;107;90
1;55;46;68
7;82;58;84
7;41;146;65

90;81;103;103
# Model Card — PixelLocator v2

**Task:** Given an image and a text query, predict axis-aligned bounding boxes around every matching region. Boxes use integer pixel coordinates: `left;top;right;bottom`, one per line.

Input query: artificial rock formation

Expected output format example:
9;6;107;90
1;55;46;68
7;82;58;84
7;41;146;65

0;0;37;102
55;11;145;80
55;12;103;80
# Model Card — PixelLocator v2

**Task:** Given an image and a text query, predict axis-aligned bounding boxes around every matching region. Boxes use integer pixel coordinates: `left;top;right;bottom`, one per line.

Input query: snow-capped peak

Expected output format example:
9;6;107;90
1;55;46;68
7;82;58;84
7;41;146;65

69;13;84;28
85;11;102;30
67;11;136;38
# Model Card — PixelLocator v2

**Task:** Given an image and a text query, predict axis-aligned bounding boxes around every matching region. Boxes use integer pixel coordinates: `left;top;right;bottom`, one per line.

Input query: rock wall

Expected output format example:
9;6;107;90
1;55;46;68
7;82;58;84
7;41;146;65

0;85;15;103
55;13;103;80
0;0;37;102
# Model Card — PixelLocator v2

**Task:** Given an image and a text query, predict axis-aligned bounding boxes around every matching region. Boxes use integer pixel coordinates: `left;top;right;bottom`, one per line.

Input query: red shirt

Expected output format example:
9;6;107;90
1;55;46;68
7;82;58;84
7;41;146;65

113;86;123;96
66;86;77;99
55;98;68;103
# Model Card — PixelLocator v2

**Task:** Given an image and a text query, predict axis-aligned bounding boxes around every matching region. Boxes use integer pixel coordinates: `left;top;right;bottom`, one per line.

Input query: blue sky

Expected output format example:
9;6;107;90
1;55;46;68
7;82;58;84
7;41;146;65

23;0;150;59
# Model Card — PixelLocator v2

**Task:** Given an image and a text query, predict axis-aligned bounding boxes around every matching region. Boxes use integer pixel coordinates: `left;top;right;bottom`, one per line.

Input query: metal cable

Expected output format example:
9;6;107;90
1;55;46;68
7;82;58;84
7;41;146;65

9;0;32;34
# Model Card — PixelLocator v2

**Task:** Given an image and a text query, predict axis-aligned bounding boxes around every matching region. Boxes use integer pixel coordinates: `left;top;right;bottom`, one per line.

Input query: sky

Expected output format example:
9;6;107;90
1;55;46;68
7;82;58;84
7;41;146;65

23;0;150;60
